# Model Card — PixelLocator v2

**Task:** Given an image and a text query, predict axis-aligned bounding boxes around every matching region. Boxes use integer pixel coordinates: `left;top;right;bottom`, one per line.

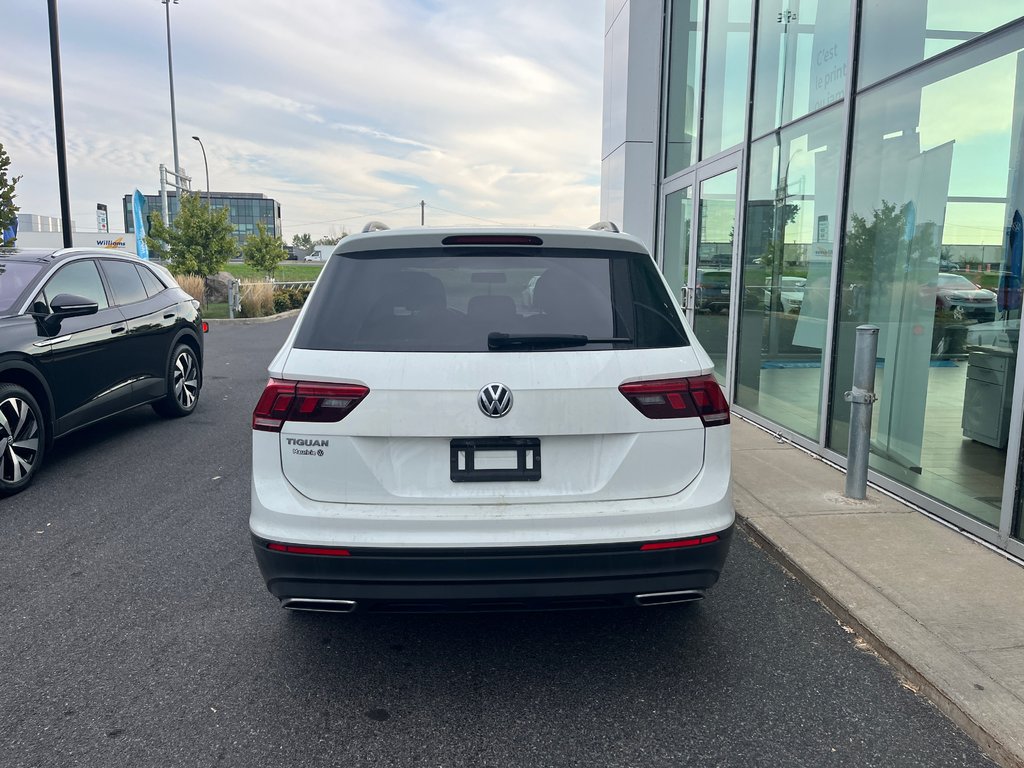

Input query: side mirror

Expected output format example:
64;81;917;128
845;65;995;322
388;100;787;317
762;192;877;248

49;293;99;318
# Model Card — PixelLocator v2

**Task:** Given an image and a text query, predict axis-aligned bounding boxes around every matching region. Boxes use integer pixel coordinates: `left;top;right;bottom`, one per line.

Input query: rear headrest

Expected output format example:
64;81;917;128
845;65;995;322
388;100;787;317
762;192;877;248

386;270;447;311
468;294;516;317
531;268;579;313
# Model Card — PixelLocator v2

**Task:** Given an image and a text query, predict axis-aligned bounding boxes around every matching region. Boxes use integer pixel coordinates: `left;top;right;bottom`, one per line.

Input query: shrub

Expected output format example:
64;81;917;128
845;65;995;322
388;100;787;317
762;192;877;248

270;286;312;313
239;281;274;317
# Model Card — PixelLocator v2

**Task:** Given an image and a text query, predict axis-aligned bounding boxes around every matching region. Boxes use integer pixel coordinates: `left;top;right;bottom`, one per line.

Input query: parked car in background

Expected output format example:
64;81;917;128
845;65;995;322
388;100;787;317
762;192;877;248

934;272;997;322
764;275;806;314
0;247;206;496
695;269;731;313
250;225;734;614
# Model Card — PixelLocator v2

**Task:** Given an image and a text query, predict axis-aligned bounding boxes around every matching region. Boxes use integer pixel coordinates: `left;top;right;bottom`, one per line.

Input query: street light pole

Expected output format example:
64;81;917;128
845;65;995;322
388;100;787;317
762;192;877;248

162;0;181;178
47;0;73;248
192;136;209;207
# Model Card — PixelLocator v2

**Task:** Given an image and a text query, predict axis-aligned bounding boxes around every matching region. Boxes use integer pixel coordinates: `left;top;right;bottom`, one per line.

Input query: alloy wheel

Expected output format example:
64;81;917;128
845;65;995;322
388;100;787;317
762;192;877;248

0;396;40;484
173;350;199;410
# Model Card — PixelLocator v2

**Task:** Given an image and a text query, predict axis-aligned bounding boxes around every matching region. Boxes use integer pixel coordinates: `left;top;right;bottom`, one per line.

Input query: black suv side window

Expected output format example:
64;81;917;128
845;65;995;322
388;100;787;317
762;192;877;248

100;260;148;306
137;265;167;297
35;260;109;313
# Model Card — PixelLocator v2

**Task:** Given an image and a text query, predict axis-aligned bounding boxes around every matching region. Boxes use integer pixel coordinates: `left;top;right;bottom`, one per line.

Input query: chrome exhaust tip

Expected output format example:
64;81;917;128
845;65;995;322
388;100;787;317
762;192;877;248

281;598;358;613
635;590;705;607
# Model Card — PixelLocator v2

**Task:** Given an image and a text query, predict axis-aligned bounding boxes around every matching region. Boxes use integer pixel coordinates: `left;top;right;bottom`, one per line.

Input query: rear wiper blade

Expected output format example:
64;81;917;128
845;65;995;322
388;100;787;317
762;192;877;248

487;332;632;350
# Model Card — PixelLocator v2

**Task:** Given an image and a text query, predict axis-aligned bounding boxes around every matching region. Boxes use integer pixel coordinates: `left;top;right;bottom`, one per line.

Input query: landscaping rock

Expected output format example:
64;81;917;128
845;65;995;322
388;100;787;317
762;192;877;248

205;271;234;304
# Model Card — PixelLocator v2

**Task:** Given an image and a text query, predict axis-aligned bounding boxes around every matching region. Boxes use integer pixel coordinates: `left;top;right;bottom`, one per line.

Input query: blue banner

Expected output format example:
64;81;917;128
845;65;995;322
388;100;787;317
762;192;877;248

1;215;16;244
132;189;149;260
998;209;1022;313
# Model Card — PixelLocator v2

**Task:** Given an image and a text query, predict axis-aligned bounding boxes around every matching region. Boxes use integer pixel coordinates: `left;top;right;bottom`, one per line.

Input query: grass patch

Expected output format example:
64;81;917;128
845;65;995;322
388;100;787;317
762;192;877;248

203;302;230;319
222;263;323;281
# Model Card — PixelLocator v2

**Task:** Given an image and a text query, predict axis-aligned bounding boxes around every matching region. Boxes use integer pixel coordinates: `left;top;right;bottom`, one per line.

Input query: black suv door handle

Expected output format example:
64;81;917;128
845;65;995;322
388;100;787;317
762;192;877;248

111;326;126;334
163;312;175;319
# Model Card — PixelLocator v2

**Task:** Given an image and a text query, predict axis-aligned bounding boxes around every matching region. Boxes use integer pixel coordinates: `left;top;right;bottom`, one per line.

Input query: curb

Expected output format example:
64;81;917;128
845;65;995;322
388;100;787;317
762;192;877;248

737;517;1020;768
206;309;301;325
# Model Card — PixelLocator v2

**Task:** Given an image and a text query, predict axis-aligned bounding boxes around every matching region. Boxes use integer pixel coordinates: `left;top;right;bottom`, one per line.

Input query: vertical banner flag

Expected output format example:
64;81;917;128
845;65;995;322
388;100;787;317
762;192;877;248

998;209;1022;315
132;190;149;260
96;203;108;233
1;217;16;244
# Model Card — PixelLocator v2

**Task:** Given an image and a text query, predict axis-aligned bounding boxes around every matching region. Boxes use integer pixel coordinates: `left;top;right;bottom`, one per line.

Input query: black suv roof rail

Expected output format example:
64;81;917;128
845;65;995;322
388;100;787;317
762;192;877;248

588;221;620;233
362;221;390;233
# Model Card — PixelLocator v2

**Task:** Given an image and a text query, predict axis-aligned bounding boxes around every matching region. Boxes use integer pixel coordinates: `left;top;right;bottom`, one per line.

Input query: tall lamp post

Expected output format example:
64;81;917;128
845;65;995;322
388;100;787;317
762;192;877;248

47;0;73;247
192;136;209;207
161;0;181;178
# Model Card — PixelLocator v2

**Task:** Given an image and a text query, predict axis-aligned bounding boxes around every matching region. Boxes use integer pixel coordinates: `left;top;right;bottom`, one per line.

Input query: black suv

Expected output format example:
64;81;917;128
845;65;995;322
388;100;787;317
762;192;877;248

0;247;206;496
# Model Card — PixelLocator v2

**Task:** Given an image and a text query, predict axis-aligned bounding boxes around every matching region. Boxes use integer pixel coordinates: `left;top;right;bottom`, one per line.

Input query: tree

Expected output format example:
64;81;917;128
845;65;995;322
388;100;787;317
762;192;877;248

291;233;314;250
0;143;22;246
243;222;288;277
314;233;345;246
146;192;237;276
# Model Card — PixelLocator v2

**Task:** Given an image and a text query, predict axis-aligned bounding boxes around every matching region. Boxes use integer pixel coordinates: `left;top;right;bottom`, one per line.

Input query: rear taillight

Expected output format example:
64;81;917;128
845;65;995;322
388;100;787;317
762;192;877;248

619;375;730;425
252;378;369;432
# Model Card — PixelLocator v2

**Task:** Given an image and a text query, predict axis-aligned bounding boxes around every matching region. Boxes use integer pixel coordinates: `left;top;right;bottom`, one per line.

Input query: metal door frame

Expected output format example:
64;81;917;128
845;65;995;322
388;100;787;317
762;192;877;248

658;149;745;399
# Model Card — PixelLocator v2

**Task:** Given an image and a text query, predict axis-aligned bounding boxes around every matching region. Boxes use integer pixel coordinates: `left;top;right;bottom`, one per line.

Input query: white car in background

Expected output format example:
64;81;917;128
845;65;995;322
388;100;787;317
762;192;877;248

764;275;806;313
249;224;734;614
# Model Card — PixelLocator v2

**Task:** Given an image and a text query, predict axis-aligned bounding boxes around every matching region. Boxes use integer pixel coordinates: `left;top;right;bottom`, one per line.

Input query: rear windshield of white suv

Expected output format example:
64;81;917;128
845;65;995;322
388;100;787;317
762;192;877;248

294;247;689;352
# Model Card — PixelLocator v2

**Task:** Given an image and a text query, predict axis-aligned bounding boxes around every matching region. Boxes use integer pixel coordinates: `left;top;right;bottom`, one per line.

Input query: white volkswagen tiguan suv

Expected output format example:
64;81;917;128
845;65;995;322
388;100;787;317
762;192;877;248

250;225;733;613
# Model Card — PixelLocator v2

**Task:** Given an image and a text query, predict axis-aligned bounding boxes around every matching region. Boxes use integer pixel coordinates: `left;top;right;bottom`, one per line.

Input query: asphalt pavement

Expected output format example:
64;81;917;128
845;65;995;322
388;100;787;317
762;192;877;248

0;317;997;767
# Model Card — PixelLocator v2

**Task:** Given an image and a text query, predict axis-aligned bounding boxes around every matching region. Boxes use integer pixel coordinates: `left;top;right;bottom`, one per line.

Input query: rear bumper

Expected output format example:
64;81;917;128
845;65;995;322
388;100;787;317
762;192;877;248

251;525;734;613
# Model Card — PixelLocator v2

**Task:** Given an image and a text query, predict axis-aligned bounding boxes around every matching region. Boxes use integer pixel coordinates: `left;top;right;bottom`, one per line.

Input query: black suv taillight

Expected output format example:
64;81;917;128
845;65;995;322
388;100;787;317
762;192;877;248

252;378;369;432
619;375;730;425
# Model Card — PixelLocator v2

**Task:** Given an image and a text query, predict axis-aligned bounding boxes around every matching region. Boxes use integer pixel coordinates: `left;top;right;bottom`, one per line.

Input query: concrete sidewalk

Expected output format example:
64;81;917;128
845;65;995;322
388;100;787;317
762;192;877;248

731;418;1024;768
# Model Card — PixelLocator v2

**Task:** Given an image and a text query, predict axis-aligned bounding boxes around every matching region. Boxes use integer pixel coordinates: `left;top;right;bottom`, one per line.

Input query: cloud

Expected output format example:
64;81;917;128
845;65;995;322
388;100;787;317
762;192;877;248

219;86;325;124
4;0;605;236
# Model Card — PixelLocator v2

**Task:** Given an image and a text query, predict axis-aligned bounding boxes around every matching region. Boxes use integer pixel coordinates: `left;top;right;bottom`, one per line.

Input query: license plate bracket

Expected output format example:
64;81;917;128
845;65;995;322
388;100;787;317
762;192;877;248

450;437;541;482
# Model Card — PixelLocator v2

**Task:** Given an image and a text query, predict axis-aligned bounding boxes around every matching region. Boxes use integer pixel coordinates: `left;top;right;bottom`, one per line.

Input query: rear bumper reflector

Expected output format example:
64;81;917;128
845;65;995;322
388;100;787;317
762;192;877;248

267;542;351;557
640;534;720;551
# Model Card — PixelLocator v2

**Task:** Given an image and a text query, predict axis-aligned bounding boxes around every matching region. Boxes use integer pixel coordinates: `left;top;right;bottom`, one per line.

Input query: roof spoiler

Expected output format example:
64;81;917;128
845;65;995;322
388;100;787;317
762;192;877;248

588;221;620;233
361;221;390;233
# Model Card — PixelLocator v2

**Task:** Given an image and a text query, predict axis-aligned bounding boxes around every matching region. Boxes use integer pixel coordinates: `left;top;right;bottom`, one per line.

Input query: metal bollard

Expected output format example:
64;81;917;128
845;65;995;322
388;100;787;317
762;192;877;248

843;324;879;499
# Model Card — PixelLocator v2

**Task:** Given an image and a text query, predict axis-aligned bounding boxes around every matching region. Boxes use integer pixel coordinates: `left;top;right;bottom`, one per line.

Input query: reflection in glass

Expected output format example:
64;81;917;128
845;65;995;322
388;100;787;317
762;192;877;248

693;170;738;386
830;35;1024;528
860;0;1023;87
752;0;850;139
663;186;693;310
735;105;843;439
701;0;752;158
665;0;704;176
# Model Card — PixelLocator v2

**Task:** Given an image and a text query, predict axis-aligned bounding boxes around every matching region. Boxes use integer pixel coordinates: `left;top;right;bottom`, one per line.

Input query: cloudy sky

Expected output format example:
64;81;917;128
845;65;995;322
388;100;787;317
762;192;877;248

3;0;606;239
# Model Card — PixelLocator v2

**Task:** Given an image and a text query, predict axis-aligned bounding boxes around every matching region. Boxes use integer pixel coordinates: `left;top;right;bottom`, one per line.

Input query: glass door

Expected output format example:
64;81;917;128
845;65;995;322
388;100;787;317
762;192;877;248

692;168;740;388
660;157;742;394
662;176;695;313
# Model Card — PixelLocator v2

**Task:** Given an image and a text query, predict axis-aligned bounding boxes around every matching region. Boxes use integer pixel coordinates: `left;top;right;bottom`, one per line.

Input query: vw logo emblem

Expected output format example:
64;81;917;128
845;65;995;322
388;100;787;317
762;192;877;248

478;383;513;418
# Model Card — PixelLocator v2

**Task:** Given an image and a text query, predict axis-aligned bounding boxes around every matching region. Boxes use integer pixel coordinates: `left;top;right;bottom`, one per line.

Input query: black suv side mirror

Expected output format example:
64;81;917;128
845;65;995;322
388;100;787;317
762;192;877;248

49;294;99;318
33;293;99;337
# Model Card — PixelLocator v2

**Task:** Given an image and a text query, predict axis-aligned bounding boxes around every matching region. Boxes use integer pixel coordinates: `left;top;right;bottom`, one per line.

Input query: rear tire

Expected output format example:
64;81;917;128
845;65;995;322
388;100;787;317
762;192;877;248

153;343;201;418
0;384;46;497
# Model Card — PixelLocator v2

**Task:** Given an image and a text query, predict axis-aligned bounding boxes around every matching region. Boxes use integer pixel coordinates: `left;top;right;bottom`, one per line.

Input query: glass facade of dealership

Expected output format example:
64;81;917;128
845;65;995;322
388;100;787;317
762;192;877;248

122;192;282;246
602;1;1024;557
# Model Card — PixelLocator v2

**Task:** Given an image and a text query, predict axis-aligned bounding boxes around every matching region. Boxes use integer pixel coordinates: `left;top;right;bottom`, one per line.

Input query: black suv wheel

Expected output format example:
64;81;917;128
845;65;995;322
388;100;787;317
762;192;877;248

0;384;46;497
153;343;201;418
